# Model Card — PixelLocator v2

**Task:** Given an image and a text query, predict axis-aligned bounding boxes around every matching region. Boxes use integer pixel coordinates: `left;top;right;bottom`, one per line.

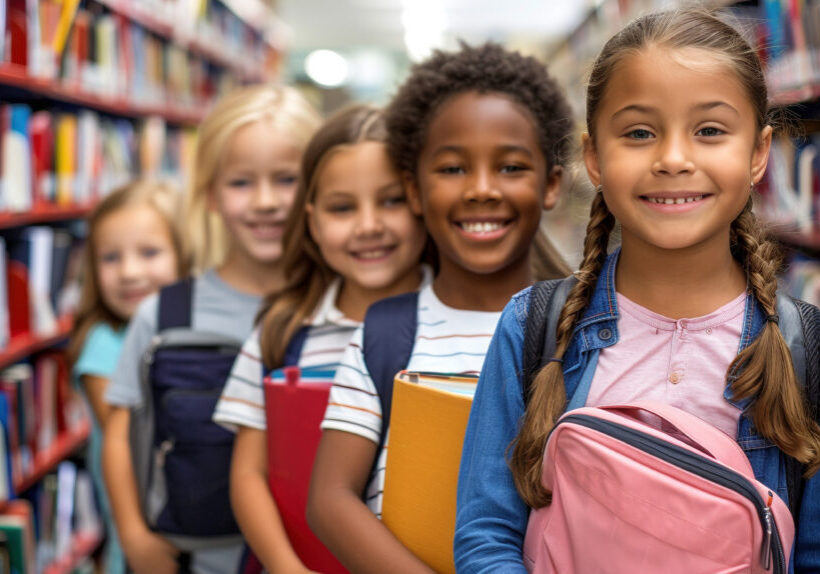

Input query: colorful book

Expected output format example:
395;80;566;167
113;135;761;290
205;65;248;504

1;104;33;213
381;371;479;574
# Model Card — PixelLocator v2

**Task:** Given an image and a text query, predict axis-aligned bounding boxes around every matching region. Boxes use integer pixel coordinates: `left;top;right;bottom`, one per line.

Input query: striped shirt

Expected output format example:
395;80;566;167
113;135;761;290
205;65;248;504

321;283;502;516
213;278;359;431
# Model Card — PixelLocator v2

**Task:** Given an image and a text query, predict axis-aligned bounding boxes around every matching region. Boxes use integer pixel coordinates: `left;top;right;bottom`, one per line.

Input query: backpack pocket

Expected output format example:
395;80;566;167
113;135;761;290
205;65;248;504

148;340;241;537
154;388;238;536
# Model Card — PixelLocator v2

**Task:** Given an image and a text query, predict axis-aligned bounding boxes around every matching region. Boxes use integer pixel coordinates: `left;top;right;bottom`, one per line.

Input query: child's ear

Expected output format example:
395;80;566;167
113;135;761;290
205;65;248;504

542;165;563;211
751;125;773;185
403;172;423;216
582;133;602;187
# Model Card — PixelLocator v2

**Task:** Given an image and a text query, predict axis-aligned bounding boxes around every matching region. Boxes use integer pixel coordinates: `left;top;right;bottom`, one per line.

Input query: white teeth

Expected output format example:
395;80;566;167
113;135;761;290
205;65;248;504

356;248;390;260
460;221;505;233
647;195;704;205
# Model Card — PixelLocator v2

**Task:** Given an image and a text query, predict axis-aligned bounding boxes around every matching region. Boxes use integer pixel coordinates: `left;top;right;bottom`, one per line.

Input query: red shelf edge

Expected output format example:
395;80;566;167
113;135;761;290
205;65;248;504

42;530;103;574
0;316;74;371
0;65;207;126
13;419;92;495
0;205;94;230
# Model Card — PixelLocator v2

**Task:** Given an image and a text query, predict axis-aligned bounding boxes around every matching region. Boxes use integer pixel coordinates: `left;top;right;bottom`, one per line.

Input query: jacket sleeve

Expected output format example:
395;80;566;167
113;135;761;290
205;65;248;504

454;291;531;574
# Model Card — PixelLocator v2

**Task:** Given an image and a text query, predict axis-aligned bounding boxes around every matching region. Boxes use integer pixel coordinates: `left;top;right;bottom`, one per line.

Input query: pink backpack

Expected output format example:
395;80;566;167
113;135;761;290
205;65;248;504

523;402;795;574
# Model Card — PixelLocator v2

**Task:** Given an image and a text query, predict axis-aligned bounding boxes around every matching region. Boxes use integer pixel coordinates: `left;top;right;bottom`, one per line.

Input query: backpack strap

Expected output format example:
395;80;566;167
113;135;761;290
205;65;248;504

522;276;577;404
158;277;194;330
362;292;419;471
778;294;820;521
283;326;310;367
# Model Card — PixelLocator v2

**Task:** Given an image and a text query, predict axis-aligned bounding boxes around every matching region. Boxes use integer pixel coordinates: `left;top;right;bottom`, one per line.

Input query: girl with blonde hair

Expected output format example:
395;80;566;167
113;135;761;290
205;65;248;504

68;180;184;574
103;84;321;574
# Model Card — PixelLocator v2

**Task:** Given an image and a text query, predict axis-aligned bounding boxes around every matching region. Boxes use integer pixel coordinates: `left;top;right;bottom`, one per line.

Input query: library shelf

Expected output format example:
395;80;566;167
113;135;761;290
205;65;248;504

770;82;820;106
773;229;820;253
95;0;264;81
0;205;94;230
0;65;206;126
0;316;74;371
13;418;92;495
42;530;104;574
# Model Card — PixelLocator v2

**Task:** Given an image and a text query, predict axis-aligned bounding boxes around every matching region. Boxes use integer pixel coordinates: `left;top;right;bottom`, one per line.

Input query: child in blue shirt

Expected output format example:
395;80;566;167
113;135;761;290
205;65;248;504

68;181;184;574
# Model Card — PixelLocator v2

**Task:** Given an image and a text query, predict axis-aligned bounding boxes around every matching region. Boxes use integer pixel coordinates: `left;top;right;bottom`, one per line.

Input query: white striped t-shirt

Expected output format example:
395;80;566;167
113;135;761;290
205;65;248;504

213;278;360;431
320;283;502;516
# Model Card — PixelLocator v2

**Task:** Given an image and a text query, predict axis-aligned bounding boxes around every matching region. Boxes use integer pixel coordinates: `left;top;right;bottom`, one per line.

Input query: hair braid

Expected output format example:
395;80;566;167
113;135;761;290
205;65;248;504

730;202;820;475
510;191;615;507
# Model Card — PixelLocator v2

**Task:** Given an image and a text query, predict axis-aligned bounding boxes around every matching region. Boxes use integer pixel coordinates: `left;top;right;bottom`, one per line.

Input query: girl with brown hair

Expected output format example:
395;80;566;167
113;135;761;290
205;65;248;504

213;104;429;573
455;9;820;573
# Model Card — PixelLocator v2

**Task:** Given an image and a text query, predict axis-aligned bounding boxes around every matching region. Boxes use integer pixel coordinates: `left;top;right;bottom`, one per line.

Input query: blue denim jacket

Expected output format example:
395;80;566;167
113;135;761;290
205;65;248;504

454;250;819;574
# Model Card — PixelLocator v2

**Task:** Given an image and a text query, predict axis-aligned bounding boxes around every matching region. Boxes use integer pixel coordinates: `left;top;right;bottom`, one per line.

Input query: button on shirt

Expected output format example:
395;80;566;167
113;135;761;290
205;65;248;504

585;291;747;437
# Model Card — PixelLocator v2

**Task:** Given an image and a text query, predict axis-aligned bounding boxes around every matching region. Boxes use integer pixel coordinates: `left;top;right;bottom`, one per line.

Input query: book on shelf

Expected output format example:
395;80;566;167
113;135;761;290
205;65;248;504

759;133;819;235
0;464;102;574
783;255;820;306
4;0;275;105
382;371;479;574
0;236;8;350
0;498;37;574
1;104;33;214
0;103;195;216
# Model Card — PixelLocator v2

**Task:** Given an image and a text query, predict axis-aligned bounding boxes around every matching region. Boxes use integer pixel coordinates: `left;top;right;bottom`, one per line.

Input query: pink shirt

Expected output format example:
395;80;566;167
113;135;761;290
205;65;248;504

586;291;747;437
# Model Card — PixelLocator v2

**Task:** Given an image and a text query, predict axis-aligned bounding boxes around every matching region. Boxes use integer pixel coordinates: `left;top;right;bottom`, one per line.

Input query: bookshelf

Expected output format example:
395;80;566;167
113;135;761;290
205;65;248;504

0;316;72;372
0;0;284;569
543;0;820;305
0;206;93;230
13;417;90;496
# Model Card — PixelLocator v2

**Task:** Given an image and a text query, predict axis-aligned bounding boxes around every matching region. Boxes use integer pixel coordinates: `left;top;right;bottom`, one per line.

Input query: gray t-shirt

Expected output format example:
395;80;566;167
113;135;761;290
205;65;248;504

106;269;262;407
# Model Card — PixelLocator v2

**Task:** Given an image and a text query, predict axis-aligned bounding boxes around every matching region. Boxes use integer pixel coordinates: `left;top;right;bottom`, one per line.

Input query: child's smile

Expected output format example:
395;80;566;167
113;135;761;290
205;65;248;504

409;92;558;277
584;45;771;256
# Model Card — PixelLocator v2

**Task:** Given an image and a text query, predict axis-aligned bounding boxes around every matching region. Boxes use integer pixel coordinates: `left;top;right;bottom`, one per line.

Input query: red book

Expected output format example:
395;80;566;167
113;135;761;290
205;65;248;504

6;260;29;338
29;111;54;206
264;367;347;574
6;0;28;67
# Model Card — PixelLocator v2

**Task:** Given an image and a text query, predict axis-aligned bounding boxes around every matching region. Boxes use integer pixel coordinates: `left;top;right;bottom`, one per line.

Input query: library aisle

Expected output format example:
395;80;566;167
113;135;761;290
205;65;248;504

1;0;819;573
0;0;281;571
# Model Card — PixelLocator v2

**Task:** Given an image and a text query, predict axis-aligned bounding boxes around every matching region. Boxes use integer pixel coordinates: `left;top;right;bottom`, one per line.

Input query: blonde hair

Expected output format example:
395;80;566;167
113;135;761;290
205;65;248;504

67;181;185;368
258;105;395;368
184;84;322;274
510;8;820;509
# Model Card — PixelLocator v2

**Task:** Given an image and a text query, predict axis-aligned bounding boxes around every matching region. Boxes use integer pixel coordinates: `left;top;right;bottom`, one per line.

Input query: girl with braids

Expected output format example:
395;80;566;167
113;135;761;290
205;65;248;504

455;9;820;574
212;105;429;573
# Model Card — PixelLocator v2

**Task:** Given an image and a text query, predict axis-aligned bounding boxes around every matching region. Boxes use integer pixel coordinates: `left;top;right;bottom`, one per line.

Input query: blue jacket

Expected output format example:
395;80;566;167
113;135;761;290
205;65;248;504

454;250;819;573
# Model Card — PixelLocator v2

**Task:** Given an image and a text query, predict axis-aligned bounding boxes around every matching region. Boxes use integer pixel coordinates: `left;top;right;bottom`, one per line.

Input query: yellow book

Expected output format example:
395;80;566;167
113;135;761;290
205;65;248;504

382;371;478;574
55;115;77;207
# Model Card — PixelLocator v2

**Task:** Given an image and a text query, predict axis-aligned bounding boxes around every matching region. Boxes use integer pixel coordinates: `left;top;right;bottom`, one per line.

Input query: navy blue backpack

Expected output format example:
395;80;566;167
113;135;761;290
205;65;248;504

130;278;243;545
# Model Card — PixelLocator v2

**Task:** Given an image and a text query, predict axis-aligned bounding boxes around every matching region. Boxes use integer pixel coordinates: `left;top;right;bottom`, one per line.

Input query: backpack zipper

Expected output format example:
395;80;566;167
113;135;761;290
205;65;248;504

559;414;786;574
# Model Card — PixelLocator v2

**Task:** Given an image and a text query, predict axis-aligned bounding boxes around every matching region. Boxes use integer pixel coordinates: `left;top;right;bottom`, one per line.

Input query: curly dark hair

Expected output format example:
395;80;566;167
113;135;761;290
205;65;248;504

385;42;574;178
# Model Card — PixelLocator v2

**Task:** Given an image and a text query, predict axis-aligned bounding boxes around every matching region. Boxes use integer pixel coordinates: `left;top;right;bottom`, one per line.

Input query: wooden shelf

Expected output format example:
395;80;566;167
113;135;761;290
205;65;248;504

13;418;92;495
42;530;103;574
0;205;93;230
0;316;73;371
0;65;206;126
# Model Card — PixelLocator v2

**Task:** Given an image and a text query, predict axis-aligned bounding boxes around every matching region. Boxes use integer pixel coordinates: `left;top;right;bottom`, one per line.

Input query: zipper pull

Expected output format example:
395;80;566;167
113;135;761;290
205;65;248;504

760;493;773;570
155;439;174;470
